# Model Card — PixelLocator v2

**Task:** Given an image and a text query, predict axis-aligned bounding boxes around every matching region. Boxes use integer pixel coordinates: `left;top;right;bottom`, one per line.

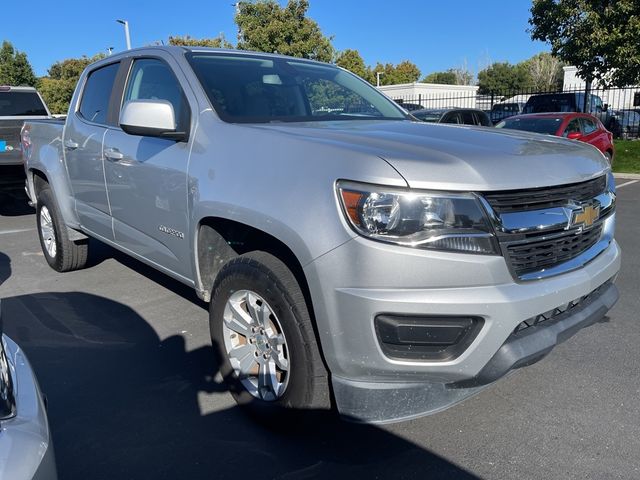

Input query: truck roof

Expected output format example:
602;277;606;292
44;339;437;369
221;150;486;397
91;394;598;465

92;45;330;69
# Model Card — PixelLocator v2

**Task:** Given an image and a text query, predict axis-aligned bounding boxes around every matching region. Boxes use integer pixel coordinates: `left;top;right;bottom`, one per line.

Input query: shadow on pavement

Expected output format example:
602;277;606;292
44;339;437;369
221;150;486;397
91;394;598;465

0;252;479;480
0;177;34;217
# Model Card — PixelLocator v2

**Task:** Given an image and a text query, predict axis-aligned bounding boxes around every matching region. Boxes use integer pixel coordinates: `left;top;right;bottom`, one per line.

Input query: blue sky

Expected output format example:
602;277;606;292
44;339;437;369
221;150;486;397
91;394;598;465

5;0;548;77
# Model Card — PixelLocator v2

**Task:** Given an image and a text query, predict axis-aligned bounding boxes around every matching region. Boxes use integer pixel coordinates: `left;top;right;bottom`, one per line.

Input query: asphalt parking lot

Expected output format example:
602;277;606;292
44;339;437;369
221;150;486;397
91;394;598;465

1;174;639;480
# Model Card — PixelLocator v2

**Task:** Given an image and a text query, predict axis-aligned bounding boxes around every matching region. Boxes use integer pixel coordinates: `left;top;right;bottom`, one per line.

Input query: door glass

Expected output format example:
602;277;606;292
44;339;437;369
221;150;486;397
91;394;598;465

461;111;476;125
123;59;189;131
442;112;461;124
580;117;598;134
78;62;120;125
563;119;581;137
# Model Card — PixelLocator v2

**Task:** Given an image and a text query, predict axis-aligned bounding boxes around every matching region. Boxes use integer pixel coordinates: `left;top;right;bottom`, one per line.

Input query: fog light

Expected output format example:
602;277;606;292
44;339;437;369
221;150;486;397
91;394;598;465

375;315;483;361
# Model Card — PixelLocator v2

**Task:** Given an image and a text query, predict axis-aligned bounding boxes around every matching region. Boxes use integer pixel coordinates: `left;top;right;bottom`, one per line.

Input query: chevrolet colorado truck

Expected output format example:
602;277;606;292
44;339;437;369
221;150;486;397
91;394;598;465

22;47;620;423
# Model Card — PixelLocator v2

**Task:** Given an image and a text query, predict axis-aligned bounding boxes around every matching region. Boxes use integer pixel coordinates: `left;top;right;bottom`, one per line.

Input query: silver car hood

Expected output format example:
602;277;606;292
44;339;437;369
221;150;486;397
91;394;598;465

253;120;609;191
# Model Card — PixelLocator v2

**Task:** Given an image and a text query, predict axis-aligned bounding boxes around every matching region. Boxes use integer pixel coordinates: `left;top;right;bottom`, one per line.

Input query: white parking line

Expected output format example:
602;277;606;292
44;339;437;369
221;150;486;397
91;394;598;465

0;228;33;235
616;180;639;189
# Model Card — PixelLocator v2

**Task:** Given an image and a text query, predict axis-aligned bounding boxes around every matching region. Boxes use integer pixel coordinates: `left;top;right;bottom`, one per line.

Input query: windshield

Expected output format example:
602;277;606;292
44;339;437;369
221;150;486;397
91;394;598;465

0;91;47;116
186;52;407;123
523;94;575;114
496;116;563;135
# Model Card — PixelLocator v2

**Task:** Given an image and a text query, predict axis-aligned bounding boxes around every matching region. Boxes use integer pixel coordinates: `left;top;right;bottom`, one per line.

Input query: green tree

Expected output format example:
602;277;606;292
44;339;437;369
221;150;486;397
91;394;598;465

521;52;564;91
0;41;37;87
168;34;233;48
39;54;104;114
422;70;458;84
235;0;334;62
477;62;532;94
529;0;640;87
372;60;421;86
335;49;372;82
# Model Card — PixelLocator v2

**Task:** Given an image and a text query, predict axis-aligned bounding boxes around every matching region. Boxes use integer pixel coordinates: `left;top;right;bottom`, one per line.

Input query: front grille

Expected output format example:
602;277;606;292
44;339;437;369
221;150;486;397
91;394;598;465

505;225;602;276
483;175;606;213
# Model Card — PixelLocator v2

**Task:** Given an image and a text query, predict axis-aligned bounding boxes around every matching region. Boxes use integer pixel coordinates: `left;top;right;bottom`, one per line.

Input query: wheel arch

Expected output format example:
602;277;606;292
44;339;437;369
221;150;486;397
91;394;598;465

195;217;313;311
28;167;86;241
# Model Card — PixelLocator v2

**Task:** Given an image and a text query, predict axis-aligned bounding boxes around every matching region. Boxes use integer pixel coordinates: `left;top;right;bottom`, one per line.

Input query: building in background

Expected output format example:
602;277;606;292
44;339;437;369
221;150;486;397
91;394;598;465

563;66;640;110
377;83;479;109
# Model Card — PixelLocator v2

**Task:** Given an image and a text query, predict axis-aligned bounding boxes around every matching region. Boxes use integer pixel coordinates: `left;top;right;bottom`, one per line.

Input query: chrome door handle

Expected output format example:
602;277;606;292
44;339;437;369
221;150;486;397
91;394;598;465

64;139;79;150
104;148;124;161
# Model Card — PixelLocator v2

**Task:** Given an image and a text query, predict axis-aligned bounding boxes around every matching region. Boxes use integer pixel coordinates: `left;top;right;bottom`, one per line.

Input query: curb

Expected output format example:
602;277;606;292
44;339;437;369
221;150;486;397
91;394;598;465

613;172;640;180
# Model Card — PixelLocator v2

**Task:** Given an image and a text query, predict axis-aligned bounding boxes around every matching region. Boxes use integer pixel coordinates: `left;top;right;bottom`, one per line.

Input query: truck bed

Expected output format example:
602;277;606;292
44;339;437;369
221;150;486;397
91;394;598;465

1;117;60;167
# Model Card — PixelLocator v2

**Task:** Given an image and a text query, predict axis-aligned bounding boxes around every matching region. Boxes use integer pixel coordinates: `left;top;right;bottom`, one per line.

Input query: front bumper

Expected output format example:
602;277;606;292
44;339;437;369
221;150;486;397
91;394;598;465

0;335;57;480
304;234;621;423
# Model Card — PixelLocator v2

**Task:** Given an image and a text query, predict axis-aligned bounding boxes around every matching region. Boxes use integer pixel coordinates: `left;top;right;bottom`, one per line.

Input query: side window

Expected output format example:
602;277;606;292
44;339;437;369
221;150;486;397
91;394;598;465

581;117;598;134
461;111;476;125
442;112;460;124
563;118;582;137
123;58;189;132
78;62;120;125
476;112;492;127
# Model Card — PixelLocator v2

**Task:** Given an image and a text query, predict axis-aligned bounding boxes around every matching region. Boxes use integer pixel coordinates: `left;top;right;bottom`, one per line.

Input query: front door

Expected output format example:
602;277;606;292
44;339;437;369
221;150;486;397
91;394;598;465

64;61;121;239
103;57;193;279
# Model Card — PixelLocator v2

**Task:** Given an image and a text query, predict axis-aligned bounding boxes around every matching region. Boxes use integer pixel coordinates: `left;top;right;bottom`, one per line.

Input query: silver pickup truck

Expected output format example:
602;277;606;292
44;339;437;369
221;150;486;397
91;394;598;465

0;86;50;168
22;46;620;424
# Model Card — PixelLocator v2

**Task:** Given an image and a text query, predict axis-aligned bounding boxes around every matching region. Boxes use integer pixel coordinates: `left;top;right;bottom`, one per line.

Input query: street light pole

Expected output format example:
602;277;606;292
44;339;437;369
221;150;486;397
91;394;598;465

116;19;132;50
376;71;384;87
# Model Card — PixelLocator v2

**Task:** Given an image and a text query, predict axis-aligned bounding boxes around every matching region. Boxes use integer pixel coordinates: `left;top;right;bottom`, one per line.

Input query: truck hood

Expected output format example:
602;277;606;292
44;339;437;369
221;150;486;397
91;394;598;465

252;120;609;191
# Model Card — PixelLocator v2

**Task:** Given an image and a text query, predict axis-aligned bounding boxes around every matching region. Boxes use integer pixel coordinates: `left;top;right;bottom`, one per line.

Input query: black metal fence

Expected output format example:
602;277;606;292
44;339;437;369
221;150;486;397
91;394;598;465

390;84;640;139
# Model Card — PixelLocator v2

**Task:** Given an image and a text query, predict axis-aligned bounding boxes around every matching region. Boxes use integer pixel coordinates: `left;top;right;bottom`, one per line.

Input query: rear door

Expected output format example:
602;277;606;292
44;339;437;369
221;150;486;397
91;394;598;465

64;61;121;239
102;55;194;279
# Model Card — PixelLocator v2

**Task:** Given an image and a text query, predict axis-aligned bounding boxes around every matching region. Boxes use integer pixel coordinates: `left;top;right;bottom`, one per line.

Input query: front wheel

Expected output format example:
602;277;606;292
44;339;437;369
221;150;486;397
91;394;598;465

36;187;89;272
209;251;330;419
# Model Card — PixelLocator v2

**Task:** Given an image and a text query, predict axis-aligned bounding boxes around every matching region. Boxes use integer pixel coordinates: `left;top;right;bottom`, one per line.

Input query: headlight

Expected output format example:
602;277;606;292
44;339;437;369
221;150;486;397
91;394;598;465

606;170;616;194
337;181;498;254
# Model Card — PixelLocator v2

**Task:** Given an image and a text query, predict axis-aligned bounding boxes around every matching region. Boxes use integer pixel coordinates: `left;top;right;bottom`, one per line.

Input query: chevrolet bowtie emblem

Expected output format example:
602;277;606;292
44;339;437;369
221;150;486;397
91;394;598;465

571;204;600;229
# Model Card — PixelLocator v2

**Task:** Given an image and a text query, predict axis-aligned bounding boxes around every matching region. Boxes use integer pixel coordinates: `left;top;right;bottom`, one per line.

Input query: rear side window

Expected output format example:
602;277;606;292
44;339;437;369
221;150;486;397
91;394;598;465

580;117;598;134
0;91;47;116
476;112;493;127
442;112;461;124
78;62;120;125
461;111;476;125
123;58;189;132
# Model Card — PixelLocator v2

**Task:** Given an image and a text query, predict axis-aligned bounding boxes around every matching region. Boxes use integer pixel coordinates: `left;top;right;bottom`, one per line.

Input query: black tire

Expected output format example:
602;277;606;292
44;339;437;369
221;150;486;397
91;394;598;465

209;251;331;419
36;187;89;272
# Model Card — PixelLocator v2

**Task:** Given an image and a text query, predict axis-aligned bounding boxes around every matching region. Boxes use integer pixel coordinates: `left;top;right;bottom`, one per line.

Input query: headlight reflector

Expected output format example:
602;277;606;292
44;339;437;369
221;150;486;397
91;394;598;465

338;181;497;254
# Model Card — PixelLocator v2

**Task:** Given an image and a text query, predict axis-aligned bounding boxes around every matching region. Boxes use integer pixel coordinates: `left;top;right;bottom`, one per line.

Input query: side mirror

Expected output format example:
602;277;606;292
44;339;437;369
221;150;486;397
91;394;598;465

567;132;582;140
602;104;609;112
119;100;187;141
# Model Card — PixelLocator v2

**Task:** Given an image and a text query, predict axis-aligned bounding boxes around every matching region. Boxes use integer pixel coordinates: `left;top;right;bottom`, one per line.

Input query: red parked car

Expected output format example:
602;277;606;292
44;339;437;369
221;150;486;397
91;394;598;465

496;112;614;163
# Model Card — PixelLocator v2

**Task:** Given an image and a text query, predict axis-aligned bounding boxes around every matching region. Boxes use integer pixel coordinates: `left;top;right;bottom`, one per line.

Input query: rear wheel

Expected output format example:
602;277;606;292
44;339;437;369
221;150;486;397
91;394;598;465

209;251;330;419
36;187;89;272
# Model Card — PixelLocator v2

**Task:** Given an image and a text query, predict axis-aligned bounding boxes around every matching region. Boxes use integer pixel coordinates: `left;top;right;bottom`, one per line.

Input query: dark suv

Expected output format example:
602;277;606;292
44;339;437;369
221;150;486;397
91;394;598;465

523;92;612;127
412;108;492;126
